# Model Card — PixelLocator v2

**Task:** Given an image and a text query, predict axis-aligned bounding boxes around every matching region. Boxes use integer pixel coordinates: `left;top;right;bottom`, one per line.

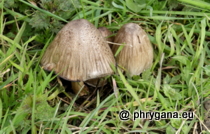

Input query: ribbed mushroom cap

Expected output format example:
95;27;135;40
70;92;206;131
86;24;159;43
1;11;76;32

112;23;153;76
41;19;115;81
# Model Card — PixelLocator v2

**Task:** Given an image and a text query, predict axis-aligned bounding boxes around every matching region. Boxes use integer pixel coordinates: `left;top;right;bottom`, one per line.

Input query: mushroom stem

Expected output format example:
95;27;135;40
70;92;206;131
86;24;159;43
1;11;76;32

85;78;107;87
71;81;89;96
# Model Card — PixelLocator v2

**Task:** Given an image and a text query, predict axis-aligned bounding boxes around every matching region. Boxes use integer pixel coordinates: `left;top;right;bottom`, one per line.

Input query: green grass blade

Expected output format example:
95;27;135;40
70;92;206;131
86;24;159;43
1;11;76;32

117;68;141;106
178;0;210;9
18;0;67;22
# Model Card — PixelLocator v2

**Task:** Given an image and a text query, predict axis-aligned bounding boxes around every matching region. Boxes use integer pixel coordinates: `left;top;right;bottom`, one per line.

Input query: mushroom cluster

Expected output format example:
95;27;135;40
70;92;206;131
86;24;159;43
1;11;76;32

41;19;153;96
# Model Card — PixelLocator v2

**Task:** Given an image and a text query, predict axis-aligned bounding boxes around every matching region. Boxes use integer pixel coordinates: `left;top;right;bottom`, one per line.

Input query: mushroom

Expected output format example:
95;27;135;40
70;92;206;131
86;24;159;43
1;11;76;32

41;19;115;96
112;23;153;76
98;27;114;43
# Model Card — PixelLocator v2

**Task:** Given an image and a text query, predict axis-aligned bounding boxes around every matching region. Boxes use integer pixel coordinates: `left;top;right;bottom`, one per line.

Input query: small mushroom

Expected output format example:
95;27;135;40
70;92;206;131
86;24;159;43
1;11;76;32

98;27;114;43
41;19;115;96
112;23;153;76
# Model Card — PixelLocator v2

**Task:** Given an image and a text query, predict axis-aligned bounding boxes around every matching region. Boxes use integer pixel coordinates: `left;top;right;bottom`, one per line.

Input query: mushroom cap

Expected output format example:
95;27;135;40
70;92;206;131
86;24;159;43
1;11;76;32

41;19;115;81
98;27;114;42
112;23;153;76
98;27;114;48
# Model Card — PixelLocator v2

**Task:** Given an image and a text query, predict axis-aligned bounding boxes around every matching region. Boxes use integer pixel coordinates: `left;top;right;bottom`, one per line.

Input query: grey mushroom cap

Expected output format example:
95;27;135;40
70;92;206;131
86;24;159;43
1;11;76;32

41;19;115;81
112;23;153;76
98;27;114;42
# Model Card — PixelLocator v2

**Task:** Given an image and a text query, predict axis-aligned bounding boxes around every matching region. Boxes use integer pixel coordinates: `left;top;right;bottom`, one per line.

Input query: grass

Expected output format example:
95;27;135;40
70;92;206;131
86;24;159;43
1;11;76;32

1;0;210;133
